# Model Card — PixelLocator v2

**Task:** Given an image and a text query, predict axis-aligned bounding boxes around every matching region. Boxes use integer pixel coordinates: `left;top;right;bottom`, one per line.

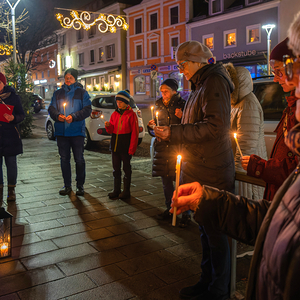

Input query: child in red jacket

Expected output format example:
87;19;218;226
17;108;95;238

105;90;139;199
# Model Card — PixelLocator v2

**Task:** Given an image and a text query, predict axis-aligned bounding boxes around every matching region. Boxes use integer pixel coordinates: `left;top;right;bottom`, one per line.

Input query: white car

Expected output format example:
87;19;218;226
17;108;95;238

45;92;145;149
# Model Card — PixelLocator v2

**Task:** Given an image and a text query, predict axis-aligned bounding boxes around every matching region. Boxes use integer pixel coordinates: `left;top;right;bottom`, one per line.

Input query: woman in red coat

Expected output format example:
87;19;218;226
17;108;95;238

242;38;299;201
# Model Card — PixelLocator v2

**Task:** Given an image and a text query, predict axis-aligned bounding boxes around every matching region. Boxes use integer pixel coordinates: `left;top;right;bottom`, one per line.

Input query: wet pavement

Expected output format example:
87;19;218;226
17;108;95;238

0;118;252;300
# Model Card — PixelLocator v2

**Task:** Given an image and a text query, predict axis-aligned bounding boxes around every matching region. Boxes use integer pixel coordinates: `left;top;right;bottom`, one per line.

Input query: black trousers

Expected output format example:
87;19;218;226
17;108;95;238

112;152;132;179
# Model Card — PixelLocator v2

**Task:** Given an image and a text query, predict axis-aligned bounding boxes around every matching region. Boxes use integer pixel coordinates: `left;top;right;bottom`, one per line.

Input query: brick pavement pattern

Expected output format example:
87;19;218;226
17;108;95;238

0;124;250;300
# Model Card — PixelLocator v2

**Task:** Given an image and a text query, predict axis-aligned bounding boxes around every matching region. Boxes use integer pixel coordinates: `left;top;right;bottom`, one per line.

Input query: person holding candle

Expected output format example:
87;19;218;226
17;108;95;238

0;72;25;202
240;38;299;201
48;68;91;196
105;90;139;200
224;63;267;200
154;41;235;300
147;78;186;222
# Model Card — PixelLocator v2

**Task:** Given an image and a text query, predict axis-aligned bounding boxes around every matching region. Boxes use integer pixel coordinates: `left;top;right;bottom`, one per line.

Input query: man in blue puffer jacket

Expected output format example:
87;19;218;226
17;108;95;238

48;68;91;196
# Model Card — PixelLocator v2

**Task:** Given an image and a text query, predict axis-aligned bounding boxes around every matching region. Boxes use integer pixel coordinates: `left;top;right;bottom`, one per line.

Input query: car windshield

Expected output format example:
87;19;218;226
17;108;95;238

92;95;137;109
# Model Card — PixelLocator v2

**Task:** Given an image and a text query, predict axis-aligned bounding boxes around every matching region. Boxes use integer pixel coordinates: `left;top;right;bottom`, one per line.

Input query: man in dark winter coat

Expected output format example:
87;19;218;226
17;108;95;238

155;41;235;300
147;78;186;223
48;68;91;196
0;72;25;202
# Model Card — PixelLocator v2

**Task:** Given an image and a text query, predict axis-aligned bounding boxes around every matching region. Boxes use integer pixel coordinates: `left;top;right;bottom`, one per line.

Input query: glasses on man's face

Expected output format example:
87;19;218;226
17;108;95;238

271;66;284;77
284;55;300;81
176;60;188;70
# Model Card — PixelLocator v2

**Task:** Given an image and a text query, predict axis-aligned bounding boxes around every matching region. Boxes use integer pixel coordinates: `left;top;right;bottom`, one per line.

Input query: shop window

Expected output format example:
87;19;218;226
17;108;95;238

151;41;158;57
136;44;142;60
246;24;261;44
210;0;223;15
134;75;146;94
78;53;84;66
135;17;142;34
224;29;236;48
106;44;115;60
170;6;178;25
150;13;158;30
203;34;214;50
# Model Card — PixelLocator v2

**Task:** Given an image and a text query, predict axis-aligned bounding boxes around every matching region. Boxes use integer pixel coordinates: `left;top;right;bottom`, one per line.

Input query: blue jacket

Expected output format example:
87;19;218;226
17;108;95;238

48;82;91;137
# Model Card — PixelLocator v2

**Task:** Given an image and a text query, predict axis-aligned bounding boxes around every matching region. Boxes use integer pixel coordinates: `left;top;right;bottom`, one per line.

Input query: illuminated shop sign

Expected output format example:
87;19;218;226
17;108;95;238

223;50;257;60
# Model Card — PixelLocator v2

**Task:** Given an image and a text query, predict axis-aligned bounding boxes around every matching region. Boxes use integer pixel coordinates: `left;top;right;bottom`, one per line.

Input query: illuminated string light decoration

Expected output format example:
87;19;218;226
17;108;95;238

56;10;129;33
0;44;15;56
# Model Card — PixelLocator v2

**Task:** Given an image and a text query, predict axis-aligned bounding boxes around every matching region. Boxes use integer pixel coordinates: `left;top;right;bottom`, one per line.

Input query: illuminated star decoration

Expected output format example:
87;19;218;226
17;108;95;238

56;11;129;33
0;44;15;56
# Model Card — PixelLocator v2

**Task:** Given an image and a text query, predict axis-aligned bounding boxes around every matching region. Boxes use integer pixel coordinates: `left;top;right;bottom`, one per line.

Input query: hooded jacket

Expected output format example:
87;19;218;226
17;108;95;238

170;62;235;192
0;85;25;156
148;93;185;177
48;82;91;137
246;90;298;201
225;63;268;200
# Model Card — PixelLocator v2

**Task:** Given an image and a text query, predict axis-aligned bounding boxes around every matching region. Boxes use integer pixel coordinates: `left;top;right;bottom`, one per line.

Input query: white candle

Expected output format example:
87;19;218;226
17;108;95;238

172;155;182;226
156;111;159;126
63;103;66;116
151;106;154;120
234;133;243;157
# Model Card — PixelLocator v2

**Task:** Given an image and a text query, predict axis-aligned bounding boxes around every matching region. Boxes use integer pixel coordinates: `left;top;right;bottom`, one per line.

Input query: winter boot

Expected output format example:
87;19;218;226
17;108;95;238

0;184;3;202
7;186;16;201
108;177;121;199
119;176;131;200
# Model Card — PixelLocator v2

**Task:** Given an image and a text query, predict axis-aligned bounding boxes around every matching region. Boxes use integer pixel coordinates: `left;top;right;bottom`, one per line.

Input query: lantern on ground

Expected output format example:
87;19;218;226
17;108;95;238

0;207;13;258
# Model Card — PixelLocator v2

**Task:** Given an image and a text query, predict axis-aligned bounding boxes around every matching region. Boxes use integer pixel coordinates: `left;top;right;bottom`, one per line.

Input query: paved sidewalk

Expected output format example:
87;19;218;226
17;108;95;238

0;125;250;300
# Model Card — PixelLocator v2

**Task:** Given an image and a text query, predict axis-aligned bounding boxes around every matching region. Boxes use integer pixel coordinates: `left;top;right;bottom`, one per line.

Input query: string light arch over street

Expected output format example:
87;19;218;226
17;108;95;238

55;9;129;33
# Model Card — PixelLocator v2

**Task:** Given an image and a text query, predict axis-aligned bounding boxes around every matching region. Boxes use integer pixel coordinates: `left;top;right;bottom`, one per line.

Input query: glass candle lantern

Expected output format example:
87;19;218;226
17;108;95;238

0;207;13;258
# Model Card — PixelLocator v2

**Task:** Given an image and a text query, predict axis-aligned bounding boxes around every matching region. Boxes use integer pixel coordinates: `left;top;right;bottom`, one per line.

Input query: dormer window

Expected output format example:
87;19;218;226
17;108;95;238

210;0;223;15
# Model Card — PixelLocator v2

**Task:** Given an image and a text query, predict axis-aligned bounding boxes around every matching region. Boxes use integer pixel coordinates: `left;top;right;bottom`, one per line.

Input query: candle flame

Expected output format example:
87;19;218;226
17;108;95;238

63;103;66;107
234;133;237;139
1;243;8;251
177;155;182;164
101;115;104;118
156;112;158;117
151;106;154;110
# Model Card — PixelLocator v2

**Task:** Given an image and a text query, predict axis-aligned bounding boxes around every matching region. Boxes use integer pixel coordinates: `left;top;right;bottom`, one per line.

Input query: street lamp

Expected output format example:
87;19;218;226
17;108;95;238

5;0;21;64
262;24;276;75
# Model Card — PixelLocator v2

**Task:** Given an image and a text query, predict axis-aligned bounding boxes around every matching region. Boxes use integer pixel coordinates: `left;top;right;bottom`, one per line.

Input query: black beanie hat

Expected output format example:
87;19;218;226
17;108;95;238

64;68;78;81
116;90;131;104
161;78;178;91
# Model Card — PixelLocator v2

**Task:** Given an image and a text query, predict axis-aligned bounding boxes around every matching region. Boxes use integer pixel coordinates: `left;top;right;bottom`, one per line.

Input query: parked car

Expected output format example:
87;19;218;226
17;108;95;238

29;93;45;113
45;92;145;149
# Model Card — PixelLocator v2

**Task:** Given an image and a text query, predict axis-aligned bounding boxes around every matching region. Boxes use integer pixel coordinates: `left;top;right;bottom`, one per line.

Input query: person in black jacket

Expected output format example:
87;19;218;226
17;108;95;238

147;78;186;222
0;72;25;202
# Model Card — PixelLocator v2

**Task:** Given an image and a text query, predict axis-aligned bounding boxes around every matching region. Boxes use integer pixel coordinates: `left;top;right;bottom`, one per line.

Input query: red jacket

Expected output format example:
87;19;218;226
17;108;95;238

105;106;139;155
247;91;298;201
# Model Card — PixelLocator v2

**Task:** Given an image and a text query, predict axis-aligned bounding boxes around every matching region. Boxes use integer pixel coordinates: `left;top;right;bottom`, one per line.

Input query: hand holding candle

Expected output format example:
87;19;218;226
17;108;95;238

156;111;159;126
172;155;182;226
234;133;243;157
151;106;154;120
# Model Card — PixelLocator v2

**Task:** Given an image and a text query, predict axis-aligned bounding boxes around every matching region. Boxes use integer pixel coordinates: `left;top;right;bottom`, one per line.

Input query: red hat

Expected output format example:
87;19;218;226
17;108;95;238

0;72;6;85
270;38;295;62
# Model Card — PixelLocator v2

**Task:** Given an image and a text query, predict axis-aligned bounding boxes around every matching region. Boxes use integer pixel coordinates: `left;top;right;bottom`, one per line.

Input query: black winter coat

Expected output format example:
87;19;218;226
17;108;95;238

148;93;185;177
170;63;235;192
195;163;300;300
0;85;25;156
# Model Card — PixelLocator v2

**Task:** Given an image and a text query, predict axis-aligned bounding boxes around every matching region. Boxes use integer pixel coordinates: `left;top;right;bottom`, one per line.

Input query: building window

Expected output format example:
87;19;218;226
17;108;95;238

90;50;95;64
224;29;236;48
79;53;84;66
54;49;57;58
35;73;38;80
170;6;178;25
48;70;50;77
170;36;179;59
136;44;142;60
151;41;158;57
246;0;261;5
134;75;146;94
150;13;158;30
203;34;214;50
77;29;84;42
210;0;223;15
98;47;104;61
61;34;66;46
35;56;37;63
41;54;43;62
135;17;142;34
246;24;261;44
106;44;115;60
89;24;96;38
47;52;49;60
41;71;44;79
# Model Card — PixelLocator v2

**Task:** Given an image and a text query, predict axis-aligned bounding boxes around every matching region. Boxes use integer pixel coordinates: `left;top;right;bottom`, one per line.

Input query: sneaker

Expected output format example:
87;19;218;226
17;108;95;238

156;209;173;221
59;186;72;195
76;186;84;196
179;281;209;299
179;214;191;228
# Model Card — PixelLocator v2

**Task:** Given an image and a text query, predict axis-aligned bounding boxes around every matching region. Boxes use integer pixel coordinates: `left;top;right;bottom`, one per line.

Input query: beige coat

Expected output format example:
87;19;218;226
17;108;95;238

225;63;267;200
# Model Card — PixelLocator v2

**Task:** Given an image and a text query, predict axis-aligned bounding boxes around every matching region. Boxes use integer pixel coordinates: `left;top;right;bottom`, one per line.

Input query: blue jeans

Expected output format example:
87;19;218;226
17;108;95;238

199;224;230;296
57;136;85;187
0;155;17;186
161;176;174;210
